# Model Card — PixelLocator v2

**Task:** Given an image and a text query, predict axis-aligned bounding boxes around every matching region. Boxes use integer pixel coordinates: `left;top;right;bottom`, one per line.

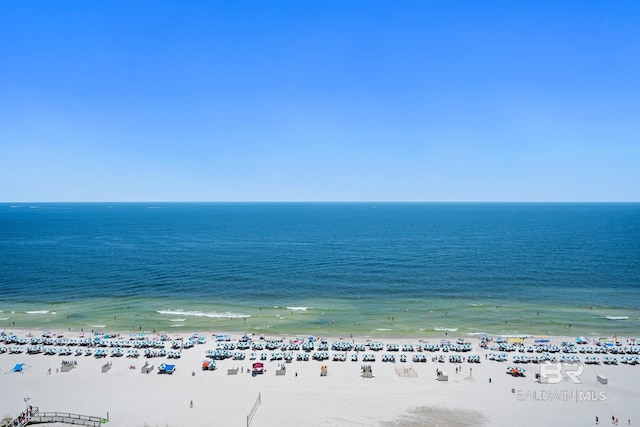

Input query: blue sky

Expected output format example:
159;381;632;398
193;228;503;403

1;1;639;202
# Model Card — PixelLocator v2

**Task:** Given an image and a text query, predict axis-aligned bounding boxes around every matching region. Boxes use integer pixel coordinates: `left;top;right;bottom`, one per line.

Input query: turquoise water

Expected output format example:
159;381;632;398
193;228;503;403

1;203;638;337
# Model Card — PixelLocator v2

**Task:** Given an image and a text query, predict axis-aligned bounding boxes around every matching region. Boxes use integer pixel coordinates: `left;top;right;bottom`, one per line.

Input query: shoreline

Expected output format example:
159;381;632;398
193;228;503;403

3;300;639;340
2;325;633;344
2;328;638;426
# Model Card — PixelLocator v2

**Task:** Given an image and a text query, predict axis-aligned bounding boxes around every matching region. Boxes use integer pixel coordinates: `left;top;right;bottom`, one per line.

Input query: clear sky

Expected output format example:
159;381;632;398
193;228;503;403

1;1;639;202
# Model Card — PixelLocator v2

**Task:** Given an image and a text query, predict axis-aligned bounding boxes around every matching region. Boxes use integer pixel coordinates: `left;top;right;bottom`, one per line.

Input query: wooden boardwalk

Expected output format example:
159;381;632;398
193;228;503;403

13;407;103;427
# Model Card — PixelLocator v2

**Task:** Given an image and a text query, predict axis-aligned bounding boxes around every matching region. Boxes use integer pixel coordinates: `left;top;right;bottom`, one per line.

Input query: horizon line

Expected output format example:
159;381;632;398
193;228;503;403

2;201;639;204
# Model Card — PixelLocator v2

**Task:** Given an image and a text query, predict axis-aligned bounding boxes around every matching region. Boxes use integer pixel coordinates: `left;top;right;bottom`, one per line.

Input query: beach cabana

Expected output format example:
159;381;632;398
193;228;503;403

61;361;76;372
320;365;328;377
362;365;373;378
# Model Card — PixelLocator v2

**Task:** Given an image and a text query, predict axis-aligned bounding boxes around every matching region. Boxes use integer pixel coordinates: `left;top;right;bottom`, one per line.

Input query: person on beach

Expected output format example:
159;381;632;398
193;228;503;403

190;400;193;408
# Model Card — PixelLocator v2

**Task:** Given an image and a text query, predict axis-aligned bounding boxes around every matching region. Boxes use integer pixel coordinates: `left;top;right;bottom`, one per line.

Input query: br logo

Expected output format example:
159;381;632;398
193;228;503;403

540;362;583;384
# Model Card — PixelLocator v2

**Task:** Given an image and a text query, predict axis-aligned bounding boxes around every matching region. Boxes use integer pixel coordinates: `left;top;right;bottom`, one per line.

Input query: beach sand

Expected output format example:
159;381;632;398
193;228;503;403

1;329;638;427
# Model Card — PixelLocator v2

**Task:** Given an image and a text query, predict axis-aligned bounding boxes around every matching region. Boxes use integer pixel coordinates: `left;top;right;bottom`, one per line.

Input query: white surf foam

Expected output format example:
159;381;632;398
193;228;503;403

286;307;310;311
157;309;250;319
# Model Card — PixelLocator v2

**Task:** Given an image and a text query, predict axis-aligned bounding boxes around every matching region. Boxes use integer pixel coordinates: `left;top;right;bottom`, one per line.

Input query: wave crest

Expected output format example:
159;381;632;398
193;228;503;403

157;309;250;319
286;307;311;311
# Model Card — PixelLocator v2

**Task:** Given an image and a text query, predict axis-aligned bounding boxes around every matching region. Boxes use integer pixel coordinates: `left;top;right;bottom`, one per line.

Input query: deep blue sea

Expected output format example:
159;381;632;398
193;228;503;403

1;203;638;338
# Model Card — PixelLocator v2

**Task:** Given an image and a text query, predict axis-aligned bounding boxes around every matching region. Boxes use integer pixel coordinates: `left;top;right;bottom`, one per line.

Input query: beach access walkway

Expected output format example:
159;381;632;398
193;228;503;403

11;407;104;427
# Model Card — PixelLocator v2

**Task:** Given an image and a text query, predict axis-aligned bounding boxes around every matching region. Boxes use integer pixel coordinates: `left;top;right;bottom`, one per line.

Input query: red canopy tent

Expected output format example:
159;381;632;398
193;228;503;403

252;362;264;374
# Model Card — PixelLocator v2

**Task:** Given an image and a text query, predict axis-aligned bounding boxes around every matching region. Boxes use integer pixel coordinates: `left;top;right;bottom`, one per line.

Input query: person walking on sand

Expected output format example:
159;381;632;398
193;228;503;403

190;400;193;408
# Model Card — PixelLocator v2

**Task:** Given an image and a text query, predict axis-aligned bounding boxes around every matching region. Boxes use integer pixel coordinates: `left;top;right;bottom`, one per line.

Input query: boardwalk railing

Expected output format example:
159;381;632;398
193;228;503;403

246;393;261;427
28;412;103;426
14;407;104;427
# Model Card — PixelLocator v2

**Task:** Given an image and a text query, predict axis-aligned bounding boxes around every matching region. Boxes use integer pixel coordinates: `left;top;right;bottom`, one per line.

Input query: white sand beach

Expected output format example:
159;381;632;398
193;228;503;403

1;329;638;427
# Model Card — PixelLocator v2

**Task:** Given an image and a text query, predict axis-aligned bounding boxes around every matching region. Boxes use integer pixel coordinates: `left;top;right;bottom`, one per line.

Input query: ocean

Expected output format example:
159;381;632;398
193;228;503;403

0;202;638;338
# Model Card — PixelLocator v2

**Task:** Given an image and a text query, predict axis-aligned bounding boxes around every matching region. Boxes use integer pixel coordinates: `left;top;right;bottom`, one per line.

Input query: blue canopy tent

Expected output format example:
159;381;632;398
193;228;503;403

158;363;176;374
10;363;25;373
